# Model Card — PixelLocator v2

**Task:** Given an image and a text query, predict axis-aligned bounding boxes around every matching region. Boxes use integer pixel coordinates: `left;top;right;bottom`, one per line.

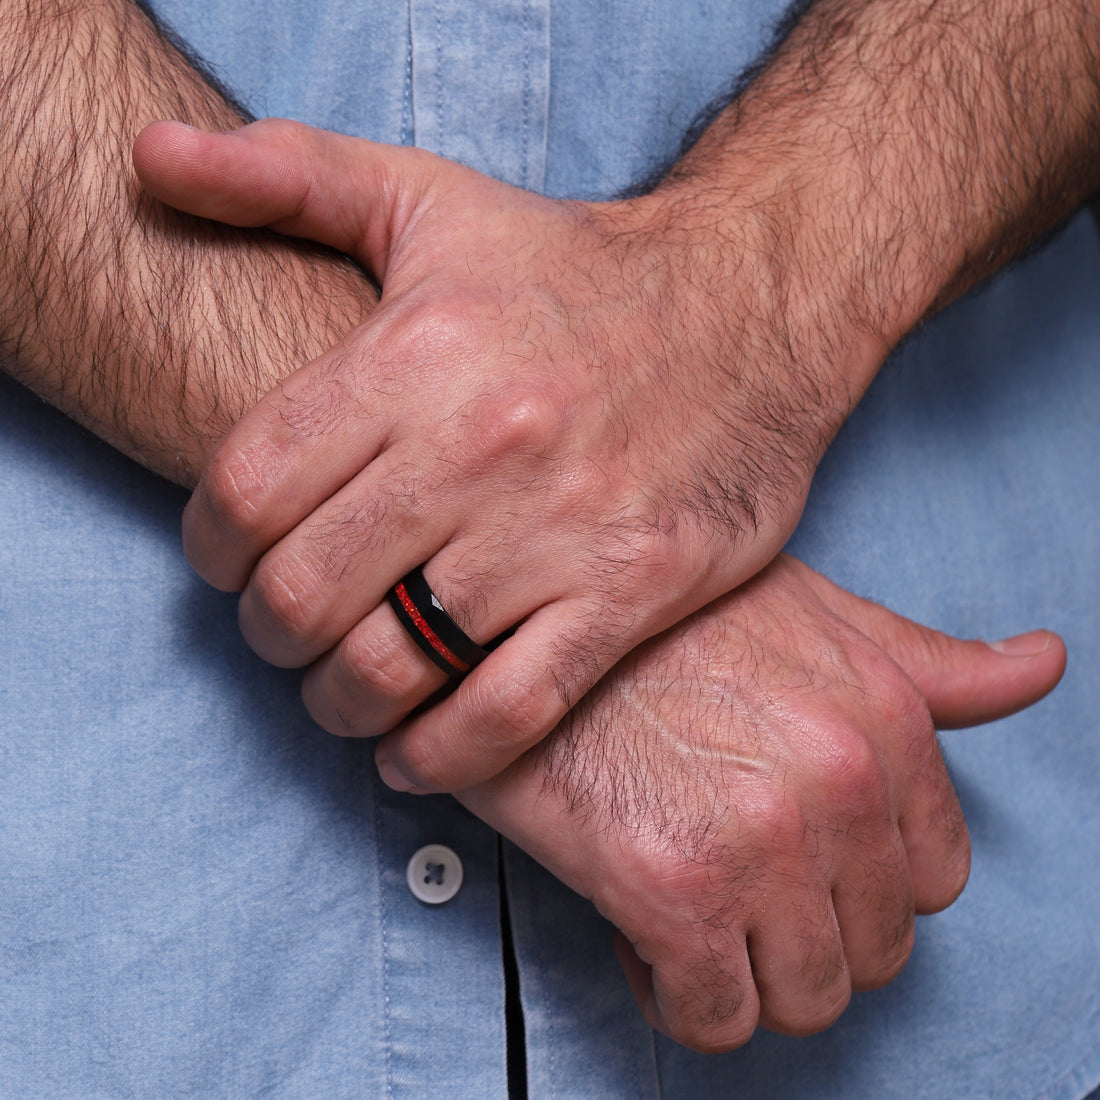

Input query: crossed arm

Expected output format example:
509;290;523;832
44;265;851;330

0;0;1074;1052
133;0;1100;795
0;0;374;484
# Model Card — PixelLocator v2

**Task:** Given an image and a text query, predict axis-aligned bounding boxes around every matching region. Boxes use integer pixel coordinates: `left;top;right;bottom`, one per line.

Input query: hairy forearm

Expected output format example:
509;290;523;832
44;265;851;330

0;0;374;485
658;0;1100;401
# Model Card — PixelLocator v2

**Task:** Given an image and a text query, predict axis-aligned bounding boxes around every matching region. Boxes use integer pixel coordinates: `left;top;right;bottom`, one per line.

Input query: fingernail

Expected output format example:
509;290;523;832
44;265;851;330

376;750;421;794
990;630;1052;657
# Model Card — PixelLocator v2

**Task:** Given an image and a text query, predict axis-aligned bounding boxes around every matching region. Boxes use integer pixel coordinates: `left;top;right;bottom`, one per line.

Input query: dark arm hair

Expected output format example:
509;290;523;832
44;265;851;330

0;0;376;485
632;0;1099;350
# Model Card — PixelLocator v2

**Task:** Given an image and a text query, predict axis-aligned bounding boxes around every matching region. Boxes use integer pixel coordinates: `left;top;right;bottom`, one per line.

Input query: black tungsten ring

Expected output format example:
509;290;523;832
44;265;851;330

387;566;491;679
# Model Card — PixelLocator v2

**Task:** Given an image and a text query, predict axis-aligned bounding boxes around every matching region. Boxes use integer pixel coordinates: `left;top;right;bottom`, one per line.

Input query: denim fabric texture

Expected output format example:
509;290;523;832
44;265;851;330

1;1;1097;1096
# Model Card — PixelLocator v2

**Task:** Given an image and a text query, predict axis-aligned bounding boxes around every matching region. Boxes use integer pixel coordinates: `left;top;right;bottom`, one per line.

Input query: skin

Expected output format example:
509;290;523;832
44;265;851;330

0;0;1074;1055
136;0;1100;795
462;556;1064;1049
132;110;1072;1046
143;121;851;793
0;0;375;483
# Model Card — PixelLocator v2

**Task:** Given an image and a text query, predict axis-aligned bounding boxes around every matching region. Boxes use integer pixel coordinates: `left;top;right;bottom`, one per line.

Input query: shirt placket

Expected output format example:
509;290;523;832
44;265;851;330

409;0;549;191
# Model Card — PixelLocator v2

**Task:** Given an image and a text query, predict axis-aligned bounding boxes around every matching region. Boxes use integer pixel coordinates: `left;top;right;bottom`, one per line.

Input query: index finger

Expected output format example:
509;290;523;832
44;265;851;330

181;328;392;590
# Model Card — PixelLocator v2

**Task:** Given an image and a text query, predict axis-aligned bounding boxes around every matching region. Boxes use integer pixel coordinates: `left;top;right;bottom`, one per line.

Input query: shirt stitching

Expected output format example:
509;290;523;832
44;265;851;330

400;1;413;147
435;0;445;158
374;788;394;1099
522;0;530;189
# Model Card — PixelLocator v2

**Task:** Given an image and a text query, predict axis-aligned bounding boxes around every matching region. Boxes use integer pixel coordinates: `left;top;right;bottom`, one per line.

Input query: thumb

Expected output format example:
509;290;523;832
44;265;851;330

805;571;1066;728
892;623;1065;729
133;118;434;280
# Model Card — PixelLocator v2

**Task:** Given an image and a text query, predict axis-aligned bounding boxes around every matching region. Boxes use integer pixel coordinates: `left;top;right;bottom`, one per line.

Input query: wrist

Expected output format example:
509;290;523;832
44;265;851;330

626;159;885;455
641;0;1100;425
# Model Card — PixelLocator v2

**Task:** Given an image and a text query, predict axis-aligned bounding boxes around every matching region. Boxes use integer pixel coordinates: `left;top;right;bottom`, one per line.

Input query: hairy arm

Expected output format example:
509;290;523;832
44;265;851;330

0;2;1072;1051
133;0;1100;791
462;556;1065;1050
0;0;375;485
666;0;1100;360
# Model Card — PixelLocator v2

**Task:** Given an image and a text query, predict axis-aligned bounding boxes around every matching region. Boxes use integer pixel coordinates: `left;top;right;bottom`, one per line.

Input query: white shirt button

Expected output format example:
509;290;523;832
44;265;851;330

406;844;464;905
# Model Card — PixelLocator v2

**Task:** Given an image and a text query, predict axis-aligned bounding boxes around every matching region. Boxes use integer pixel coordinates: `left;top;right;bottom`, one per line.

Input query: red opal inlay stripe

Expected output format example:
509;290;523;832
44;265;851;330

394;581;471;673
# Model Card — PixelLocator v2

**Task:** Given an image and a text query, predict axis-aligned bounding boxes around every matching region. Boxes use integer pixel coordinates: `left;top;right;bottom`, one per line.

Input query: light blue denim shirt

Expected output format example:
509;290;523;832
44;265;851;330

1;2;1098;1096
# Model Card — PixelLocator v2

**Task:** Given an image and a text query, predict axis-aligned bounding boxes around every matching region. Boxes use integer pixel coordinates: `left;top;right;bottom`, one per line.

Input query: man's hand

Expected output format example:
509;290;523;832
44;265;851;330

461;555;1066;1052
134;118;866;791
133;0;1099;792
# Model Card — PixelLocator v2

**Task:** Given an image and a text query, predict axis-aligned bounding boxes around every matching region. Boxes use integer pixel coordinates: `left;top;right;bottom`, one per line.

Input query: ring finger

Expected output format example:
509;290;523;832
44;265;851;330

236;440;461;669
301;554;532;740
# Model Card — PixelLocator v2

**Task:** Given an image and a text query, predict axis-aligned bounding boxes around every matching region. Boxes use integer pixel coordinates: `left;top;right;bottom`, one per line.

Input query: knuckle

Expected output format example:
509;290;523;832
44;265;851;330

300;683;356;738
865;656;940;759
813;725;889;818
889;916;917;975
584;503;693;608
880;924;915;985
918;820;972;913
939;823;972;902
390;296;481;364
250;115;301;146
642;533;692;587
548;608;635;707
299;497;392;581
340;624;426;701
273;361;361;439
199;444;271;541
757;779;802;839
861;912;916;990
465;378;568;464
619;523;683;583
246;552;322;646
770;982;851;1038
734;778;804;859
770;928;853;1029
891;684;938;751
394;732;457;792
657;938;759;1053
466;667;560;754
674;1003;758;1055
